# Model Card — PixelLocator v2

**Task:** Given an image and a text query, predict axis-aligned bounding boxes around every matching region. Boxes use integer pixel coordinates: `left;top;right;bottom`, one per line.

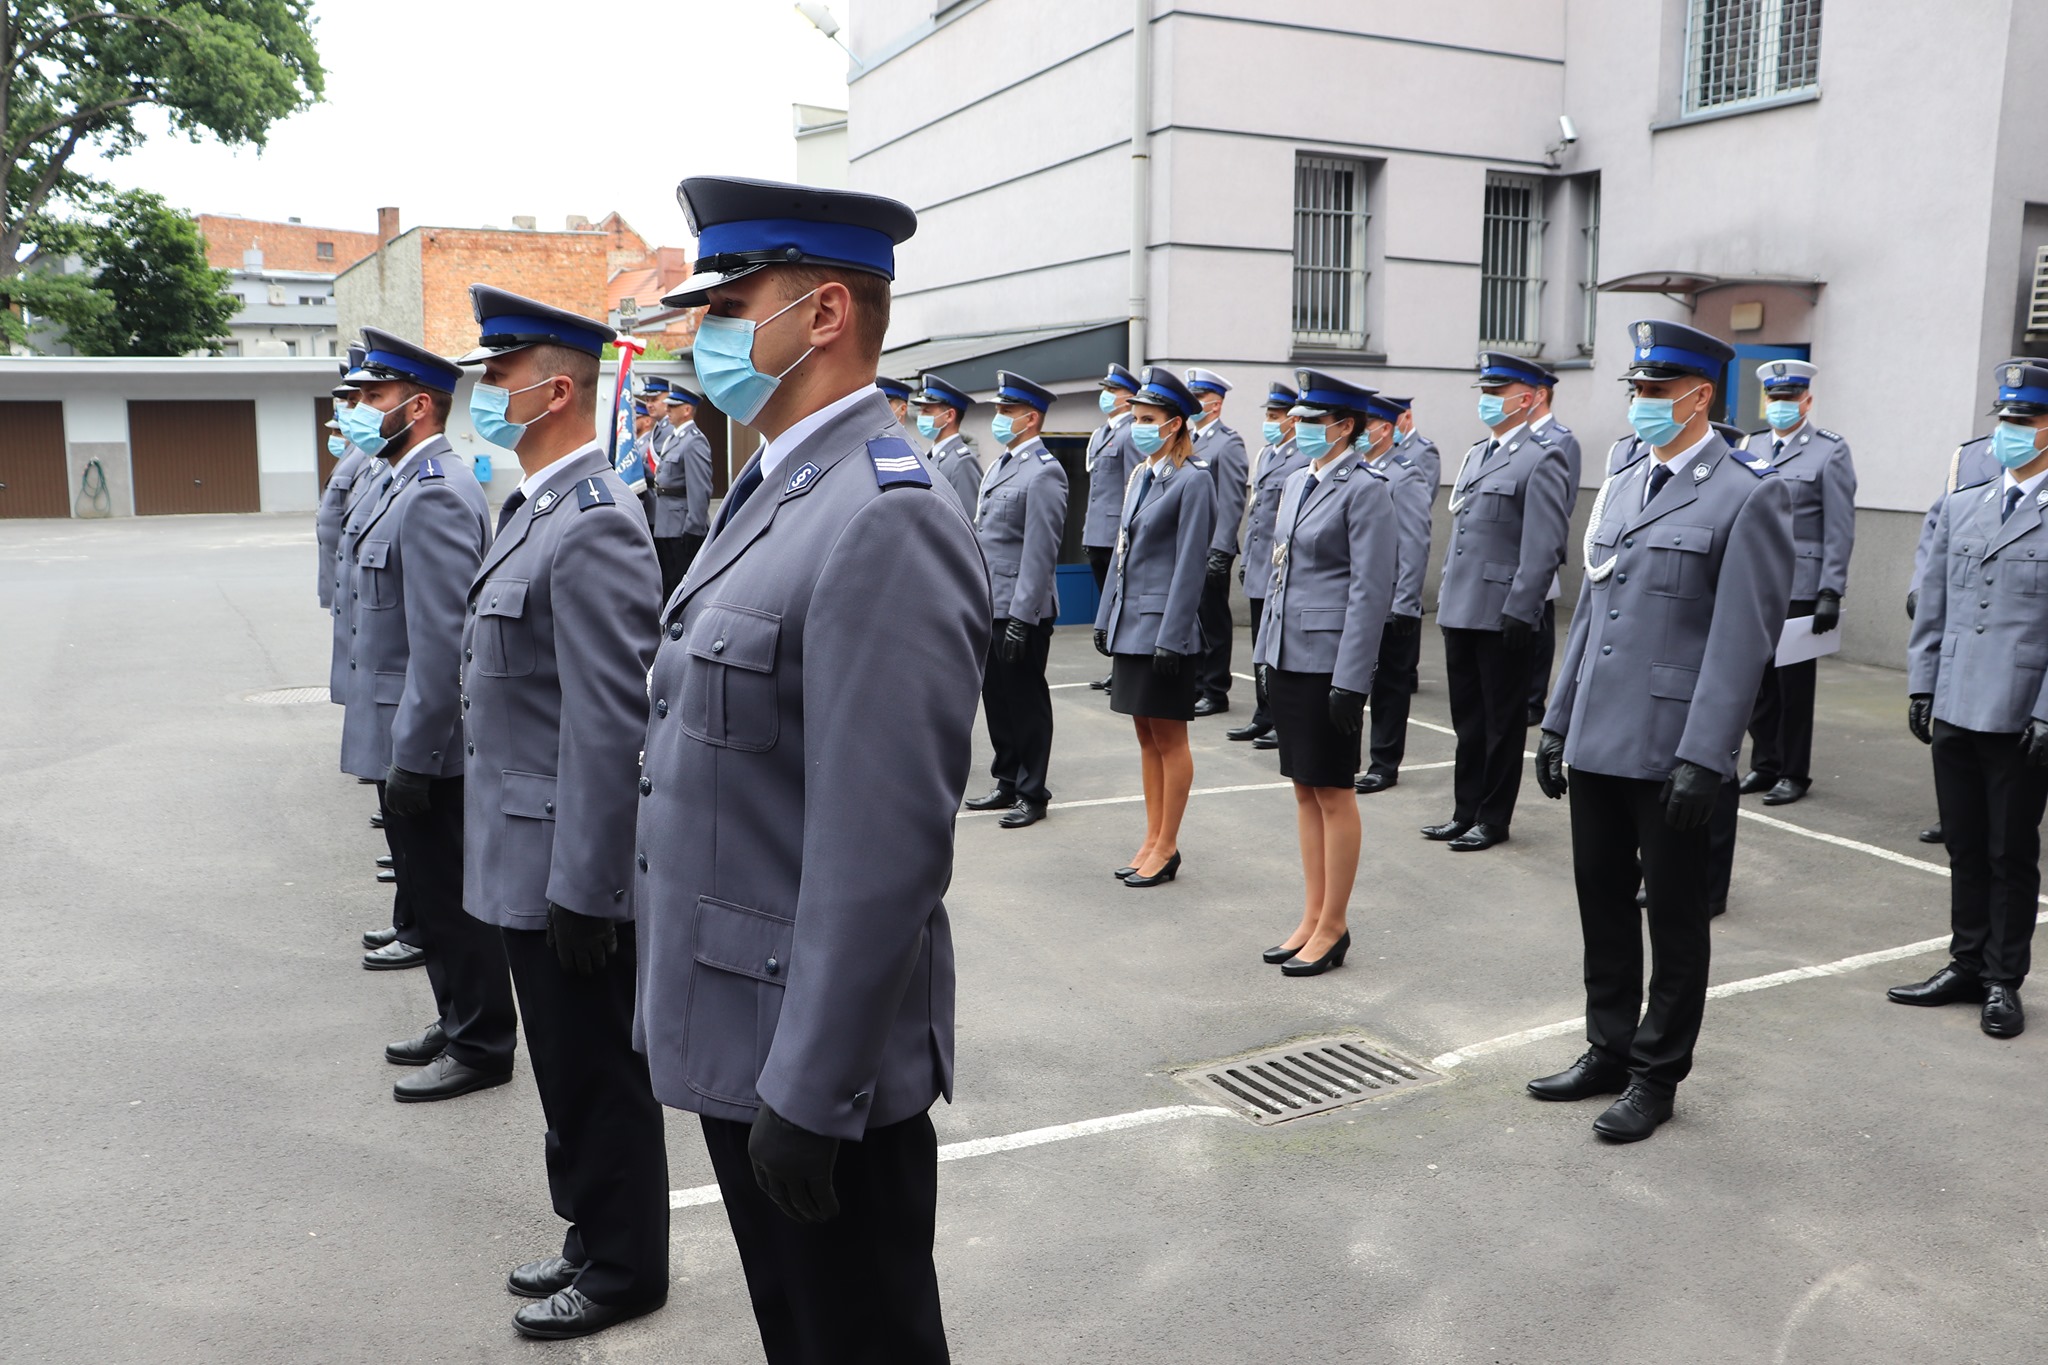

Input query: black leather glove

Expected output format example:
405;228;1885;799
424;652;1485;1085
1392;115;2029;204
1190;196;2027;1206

1812;589;1841;635
999;617;1029;665
1152;646;1184;676
1500;614;1534;652
1908;694;1934;746
748;1103;840;1224
1328;687;1367;736
1092;627;1111;658
1659;760;1720;831
1386;614;1421;639
1254;662;1270;701
383;764;432;817
1534;729;1568;800
546;902;617;976
2022;718;2048;768
1237;563;1246;586
1905;589;1918;621
1205;550;1233;582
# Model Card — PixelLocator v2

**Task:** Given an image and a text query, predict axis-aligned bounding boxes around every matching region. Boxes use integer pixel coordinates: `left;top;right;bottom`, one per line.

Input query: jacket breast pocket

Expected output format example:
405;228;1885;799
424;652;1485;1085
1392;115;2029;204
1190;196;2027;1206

1474;477;1520;522
683;896;794;1107
978;488;1023;528
680;603;781;752
1646;524;1714;599
357;540;395;610
1951;538;1984;589
474;578;536;677
2004;549;2048;595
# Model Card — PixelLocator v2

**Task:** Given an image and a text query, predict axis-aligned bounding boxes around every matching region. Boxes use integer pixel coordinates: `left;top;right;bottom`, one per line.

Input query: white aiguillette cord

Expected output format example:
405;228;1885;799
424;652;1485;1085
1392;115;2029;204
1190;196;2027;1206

1582;467;1625;584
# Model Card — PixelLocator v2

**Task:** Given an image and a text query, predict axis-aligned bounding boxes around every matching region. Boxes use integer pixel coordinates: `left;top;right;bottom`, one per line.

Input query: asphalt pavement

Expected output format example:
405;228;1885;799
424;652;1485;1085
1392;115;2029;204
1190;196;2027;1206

1;513;2039;1364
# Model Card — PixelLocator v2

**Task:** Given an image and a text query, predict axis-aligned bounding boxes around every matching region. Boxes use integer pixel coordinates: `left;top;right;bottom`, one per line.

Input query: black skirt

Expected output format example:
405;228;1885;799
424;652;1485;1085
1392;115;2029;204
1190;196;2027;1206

1268;667;1361;788
1110;651;1197;721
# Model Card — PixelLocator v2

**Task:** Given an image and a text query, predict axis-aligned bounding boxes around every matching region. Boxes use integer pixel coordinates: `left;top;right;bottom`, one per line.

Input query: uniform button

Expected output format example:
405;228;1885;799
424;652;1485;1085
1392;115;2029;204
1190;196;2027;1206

350;627;356;635
1623;537;1634;548
1616;572;1628;583
655;698;669;718
1672;536;1682;544
1977;624;1986;633
668;622;684;640
469;603;477;615
464;649;473;661
543;800;554;814
351;590;358;599
712;638;726;653
1601;645;1613;655
639;777;652;795
853;1090;870;1105
1608;609;1619;619
1456;548;1464;556
637;853;648;872
765;956;780;976
466;742;474;755
349;661;357;670
1982;600;1991;609
430;750;440;760
490;597;498;607
462;697;469;709
613;888;625;901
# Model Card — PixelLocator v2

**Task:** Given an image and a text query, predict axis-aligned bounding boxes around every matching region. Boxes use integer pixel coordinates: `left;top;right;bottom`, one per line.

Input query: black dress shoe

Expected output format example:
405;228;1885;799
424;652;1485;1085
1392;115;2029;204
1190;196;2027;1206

384;1021;447;1066
1251;734;1278;750
507;1256;582;1299
1089;673;1112;691
361;925;398;949
1226;721;1271;741
1527;1049;1629;1102
997;801;1046;829
1592;1084;1674;1142
1737;769;1776;795
375;854;394;869
392;1052;512;1103
1886;964;1986;1007
1355;771;1397;794
1448;824;1509;852
376;868;397;883
1261;942;1302;964
513;1286;664;1341
963;787;1017;812
1634;885;1648;908
1761;778;1810;806
1982;983;2025;1038
1281;930;1350;977
1420;818;1472;841
1918;822;1944;844
368;812;384;829
1114;865;1139;879
362;940;427;971
1192;696;1228;717
1123;851;1181;887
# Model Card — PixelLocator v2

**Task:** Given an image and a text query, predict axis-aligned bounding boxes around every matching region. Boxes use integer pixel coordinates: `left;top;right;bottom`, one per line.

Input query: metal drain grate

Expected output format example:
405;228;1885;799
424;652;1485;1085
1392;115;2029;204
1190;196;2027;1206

244;686;329;705
1177;1035;1442;1125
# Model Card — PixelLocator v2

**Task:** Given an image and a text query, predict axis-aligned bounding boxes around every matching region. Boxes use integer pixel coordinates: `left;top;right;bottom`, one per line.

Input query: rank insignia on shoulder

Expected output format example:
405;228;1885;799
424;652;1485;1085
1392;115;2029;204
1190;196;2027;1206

1819;428;1842;441
1191;457;1210;470
1732;450;1775;476
1693;462;1711;482
867;436;930;490
1038;450;1056;462
784;461;820;495
418;458;445;480
575;476;614;510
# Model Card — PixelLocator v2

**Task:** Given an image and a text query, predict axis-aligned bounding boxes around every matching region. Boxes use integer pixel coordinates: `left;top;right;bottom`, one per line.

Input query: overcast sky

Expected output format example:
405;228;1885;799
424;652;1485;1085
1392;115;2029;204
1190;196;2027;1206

73;0;854;250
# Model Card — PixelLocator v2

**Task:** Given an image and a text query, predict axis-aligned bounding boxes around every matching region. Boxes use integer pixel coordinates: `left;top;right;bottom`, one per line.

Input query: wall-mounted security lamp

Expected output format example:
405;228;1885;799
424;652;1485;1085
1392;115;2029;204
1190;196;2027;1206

1544;114;1580;167
794;2;867;73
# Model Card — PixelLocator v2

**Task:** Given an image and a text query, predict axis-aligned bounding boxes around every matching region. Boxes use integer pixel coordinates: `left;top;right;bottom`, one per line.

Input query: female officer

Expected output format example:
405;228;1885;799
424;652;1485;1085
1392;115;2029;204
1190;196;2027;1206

1254;370;1398;974
1094;367;1217;887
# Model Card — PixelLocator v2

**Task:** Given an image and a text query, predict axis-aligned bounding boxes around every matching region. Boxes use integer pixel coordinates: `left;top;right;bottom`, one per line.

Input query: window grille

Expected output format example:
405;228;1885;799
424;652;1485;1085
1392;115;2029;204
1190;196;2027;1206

1480;173;1544;354
1293;155;1369;350
1580;177;1601;355
1685;0;1821;115
2028;245;2048;337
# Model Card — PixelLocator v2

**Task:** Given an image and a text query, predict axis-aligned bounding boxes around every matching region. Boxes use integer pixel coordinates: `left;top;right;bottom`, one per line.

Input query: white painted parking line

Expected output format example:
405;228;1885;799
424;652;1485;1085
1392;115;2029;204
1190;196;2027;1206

959;761;1461;819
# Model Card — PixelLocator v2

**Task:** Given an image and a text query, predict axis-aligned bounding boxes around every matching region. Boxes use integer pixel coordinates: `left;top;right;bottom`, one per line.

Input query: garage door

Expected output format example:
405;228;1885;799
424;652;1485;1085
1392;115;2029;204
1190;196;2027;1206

0;401;70;519
129;400;260;515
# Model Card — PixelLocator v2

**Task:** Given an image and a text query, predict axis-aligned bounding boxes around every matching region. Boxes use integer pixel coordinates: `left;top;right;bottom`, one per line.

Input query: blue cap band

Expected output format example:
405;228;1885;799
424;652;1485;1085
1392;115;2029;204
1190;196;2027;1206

478;311;612;358
994;383;1049;413
1136;382;1198;418
361;346;458;393
696;216;896;278
1632;344;1725;377
2000;382;2048;407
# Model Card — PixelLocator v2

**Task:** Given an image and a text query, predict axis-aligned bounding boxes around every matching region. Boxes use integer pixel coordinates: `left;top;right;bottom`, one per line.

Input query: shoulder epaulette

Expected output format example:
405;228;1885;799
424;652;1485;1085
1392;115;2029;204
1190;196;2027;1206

868;436;930;490
1729;448;1776;477
417;458;445;480
1955;474;1999;495
1747;428;1772;439
1818;427;1843;441
1359;459;1387;481
575;475;615;510
1191;457;1210;470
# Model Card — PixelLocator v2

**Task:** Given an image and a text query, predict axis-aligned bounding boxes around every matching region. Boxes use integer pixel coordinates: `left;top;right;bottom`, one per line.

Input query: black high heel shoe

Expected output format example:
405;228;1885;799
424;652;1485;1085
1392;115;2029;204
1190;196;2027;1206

1114;865;1139;879
1281;930;1351;977
1261;942;1303;965
1122;851;1181;888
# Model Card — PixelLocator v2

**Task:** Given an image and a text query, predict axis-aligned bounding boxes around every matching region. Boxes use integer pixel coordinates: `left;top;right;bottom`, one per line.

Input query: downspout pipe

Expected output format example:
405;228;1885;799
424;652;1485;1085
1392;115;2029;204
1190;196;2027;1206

1128;0;1151;371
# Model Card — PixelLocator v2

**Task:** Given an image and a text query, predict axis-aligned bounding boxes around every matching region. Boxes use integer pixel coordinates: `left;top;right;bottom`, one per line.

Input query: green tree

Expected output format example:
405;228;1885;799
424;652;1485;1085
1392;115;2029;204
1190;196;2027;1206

53;188;232;353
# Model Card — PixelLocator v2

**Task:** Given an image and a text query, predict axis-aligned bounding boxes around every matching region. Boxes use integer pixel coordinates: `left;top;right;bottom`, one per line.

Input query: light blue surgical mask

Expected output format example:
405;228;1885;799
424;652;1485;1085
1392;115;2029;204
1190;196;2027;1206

991;413;1016;445
1262;419;1285;446
1764;399;1803;430
326;433;346;458
916;413;940;440
1627;397;1686;448
1098;389;1118;415
1130;422;1165;457
337;395;413;459
1476;394;1508;428
691;289;817;425
468;377;556;450
1993;420;2042;470
1295;422;1331;462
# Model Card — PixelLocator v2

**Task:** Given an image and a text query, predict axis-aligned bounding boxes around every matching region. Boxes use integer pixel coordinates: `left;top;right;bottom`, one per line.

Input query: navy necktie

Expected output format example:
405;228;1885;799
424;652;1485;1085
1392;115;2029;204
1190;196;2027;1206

1645;460;1673;508
716;461;765;535
495;489;526;535
1128;464;1156;521
2004;484;2024;523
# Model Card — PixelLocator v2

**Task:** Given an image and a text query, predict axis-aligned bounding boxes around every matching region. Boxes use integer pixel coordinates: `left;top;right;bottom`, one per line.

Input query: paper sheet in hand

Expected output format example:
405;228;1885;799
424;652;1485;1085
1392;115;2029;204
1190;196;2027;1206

1775;615;1841;668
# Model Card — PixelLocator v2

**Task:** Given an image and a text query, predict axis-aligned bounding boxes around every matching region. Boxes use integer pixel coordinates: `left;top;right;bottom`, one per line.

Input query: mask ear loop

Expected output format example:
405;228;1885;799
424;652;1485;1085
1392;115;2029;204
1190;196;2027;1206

756;288;821;382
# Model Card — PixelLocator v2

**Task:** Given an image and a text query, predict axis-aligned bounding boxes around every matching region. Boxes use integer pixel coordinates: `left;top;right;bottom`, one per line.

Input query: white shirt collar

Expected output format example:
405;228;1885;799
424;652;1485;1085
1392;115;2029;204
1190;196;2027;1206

516;441;604;502
1532;413;1555;432
390;433;442;480
1488;422;1528;448
1767;420;1807;446
761;386;874;479
1650;429;1717;471
1108;409;1132;428
2001;465;2048;502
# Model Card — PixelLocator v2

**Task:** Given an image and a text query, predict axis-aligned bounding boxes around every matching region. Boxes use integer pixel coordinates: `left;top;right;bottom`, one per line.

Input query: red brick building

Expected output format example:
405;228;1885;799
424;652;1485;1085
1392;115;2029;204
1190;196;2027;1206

196;215;382;274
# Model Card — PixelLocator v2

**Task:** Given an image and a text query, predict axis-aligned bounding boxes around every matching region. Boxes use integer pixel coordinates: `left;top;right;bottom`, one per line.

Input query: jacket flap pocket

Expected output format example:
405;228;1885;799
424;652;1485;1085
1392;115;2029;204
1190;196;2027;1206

1953;538;1983;558
1301;608;1345;632
373;670;406;704
358;540;390;569
693;896;794;984
1647;662;1699;701
1784;466;1820;482
2018;640;2048;669
478;579;529;618
686;604;780;674
1658;524;1715;554
500;769;557;820
1593;522;1620;548
1481;561;1517;584
1480;476;1519;495
1137;592;1167;613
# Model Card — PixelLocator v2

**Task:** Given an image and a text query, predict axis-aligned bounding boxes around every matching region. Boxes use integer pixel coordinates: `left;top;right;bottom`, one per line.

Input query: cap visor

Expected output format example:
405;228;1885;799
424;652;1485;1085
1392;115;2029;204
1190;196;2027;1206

1620;364;1701;381
453;342;530;366
662;262;768;309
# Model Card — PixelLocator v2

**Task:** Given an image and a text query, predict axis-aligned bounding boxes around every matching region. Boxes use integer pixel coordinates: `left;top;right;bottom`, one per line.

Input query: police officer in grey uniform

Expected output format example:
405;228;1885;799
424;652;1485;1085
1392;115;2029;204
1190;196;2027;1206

876;375;915;430
1391;401;1441;501
1188;367;1249;716
961;370;1068;829
1427;352;1573;852
449;288;670;1339
1892;358;2048;1040
1737;359;1857;806
1530;319;1793;1143
635;177;985;1365
1230;382;1305;746
317;351;368;610
652;383;714;598
334;328;517;1101
1357;392;1434;793
1908;429;1999;843
1083;363;1142;690
1526;372;1582;723
909;371;983;517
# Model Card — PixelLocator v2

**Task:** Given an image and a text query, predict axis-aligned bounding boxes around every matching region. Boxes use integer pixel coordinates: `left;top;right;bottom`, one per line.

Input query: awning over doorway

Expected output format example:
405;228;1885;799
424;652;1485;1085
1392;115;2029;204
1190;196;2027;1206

878;319;1127;394
1598;271;1823;309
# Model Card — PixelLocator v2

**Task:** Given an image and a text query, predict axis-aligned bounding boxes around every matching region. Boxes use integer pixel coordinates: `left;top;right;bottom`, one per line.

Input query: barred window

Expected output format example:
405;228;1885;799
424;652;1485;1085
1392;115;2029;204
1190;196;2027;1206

1293;155;1369;350
1685;0;1821;115
1480;173;1544;354
1580;176;1601;355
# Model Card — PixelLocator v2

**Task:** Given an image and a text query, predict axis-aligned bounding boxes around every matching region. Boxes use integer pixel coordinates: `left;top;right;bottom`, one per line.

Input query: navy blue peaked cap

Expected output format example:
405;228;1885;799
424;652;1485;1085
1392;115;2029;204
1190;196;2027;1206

992;370;1054;413
1264;381;1299;409
345;327;460;394
457;286;614;364
640;376;671;395
665;176;917;308
874;376;913;402
1133;366;1201;420
912;372;972;412
1621;320;1735;382
1099;362;1140;392
1993;358;2048;414
1474;351;1553;388
1292;368;1378;416
667;385;703;408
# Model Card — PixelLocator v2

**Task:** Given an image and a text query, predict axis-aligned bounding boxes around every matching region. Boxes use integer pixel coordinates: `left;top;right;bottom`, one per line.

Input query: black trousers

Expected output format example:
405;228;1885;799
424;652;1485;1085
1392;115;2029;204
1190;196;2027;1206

1246;595;1273;730
980;618;1054;806
378;784;421;947
380;776;516;1072
701;1111;949;1365
1570;769;1715;1094
1747;598;1817;783
654;532;704;603
1195;562;1234;704
1087;545;1112;592
501;924;668;1306
1526;598;1557;714
1441;627;1528;828
1367;621;1422;778
1932;720;2048;984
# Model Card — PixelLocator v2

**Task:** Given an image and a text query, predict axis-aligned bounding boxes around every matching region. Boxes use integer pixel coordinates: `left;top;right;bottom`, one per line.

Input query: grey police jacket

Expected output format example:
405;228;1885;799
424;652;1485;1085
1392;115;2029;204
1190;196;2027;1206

1910;476;2048;734
1196;419;1250;555
1243;437;1307;599
1376;449;1433;620
1544;436;1794;781
336;436;489;782
328;449;385;705
1251;457;1397;695
976;437;1069;624
1094;453;1217;657
1398;432;1442;508
1742;424;1856;603
928;433;983;519
1913;436;1996;590
461;447;659;930
1436;427;1572;631
653;420;714;539
633;390;991;1139
1082;415;1140;548
317;445;369;608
